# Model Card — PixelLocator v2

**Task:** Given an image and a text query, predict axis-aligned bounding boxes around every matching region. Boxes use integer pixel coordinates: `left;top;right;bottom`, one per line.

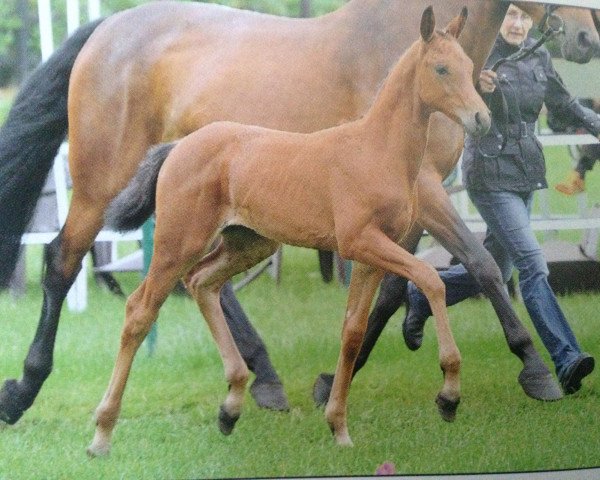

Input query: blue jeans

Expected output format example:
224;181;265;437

409;189;583;379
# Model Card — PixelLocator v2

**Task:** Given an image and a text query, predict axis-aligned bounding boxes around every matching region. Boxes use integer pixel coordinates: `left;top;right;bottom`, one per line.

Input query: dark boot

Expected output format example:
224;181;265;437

402;281;430;351
559;353;595;395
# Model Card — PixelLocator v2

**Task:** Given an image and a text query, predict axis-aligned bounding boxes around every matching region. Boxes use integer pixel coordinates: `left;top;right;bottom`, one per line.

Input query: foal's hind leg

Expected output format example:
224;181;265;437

88;262;182;457
184;229;280;435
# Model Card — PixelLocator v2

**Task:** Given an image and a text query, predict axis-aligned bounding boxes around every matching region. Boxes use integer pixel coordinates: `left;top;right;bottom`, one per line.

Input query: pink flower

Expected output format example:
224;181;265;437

375;462;396;475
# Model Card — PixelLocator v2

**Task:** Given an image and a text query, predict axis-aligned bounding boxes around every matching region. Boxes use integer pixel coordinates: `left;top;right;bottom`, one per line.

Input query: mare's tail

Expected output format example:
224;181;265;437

0;19;104;288
105;143;177;232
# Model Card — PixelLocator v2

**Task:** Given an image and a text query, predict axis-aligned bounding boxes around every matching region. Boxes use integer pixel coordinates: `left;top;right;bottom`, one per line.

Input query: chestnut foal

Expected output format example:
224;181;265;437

87;7;489;455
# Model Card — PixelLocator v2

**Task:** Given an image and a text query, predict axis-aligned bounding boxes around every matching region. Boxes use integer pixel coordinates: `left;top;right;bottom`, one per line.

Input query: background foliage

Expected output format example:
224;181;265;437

0;0;346;86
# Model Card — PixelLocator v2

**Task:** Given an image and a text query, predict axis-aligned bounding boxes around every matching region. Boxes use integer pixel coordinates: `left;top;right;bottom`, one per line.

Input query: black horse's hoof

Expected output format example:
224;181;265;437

218;405;240;436
312;373;334;408
435;394;460;422
0;379;26;425
518;369;563;401
249;381;289;411
94;272;125;297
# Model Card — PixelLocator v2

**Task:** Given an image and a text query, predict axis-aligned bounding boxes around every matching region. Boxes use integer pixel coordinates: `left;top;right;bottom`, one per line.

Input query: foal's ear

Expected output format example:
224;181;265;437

420;6;435;43
445;6;468;39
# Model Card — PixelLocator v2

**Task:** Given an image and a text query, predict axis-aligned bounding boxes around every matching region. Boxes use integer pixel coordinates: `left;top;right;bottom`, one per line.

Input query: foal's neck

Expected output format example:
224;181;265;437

362;41;429;168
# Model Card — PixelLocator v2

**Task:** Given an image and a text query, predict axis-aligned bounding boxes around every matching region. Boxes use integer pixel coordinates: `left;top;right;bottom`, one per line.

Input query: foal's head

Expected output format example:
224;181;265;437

416;7;490;137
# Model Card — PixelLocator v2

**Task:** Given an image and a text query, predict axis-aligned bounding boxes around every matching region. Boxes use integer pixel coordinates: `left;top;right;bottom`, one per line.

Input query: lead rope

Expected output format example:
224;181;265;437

477;6;564;159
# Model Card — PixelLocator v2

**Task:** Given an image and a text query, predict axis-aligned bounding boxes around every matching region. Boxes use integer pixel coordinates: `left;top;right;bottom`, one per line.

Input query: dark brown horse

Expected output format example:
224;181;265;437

0;0;597;425
87;8;487;454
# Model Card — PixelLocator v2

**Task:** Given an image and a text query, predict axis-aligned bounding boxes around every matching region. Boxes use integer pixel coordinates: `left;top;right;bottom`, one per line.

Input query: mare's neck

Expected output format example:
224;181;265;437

333;0;511;86
457;1;509;78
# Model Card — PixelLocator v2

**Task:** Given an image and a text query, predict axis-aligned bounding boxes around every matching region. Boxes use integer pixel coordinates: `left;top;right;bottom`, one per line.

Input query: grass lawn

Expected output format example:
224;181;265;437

0;242;599;479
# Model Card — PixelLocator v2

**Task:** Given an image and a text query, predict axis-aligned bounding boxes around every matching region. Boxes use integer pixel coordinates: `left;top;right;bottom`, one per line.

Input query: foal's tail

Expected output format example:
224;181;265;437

105;142;177;232
0;18;104;288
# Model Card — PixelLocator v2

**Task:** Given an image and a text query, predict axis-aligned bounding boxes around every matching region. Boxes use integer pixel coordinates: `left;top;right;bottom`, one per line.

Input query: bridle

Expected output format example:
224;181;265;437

538;4;565;35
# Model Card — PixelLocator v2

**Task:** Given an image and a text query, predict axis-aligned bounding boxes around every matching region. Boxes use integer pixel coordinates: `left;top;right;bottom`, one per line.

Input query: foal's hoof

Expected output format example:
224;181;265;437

250;381;289;411
86;443;111;458
0;379;26;425
435;394;460;422
518;369;563;402
218;405;240;436
312;373;334;408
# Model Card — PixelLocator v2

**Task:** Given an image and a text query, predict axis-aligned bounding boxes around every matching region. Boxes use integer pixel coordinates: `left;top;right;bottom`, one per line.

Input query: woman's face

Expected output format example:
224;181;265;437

500;5;534;46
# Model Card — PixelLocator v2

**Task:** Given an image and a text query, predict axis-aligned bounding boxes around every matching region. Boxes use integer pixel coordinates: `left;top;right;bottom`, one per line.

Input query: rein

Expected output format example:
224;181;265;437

477;4;564;159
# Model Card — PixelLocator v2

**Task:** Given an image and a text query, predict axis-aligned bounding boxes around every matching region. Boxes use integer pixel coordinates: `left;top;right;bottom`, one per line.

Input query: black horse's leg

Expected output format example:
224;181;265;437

220;281;289;411
0;235;77;424
318;251;334;283
313;229;423;406
90;242;125;297
413;181;562;400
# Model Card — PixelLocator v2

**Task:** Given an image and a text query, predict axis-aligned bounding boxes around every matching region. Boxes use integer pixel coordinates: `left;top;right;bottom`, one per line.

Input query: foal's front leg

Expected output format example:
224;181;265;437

325;263;384;446
350;229;461;421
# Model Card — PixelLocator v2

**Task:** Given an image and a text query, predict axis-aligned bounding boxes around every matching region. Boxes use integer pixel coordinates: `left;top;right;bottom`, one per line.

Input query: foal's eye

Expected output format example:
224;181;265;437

435;65;449;76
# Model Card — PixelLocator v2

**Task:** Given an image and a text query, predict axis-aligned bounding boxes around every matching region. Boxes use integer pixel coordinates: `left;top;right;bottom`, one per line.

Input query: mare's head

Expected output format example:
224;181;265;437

514;3;599;64
416;7;490;137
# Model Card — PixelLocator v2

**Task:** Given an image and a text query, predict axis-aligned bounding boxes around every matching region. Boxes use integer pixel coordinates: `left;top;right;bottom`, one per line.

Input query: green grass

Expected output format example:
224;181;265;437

0;245;599;479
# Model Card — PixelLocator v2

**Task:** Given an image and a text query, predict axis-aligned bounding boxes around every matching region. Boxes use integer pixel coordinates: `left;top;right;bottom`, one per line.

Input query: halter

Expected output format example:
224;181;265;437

477;4;564;159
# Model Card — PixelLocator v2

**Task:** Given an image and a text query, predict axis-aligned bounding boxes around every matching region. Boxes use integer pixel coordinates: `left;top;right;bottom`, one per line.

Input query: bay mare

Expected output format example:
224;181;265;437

87;8;490;455
0;0;598;425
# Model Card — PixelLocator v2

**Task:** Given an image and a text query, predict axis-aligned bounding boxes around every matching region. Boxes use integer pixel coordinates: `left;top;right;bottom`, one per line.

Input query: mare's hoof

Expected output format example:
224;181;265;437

250;381;289;411
435;394;460;422
0;379;26;425
218;405;240;435
312;373;334;408
518;369;563;401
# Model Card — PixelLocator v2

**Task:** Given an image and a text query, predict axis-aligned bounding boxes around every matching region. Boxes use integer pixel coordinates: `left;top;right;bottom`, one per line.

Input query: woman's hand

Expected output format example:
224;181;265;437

478;70;497;94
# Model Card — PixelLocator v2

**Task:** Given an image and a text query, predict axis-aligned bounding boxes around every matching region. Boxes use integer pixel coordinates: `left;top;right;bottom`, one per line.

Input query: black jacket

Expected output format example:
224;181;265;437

462;36;600;193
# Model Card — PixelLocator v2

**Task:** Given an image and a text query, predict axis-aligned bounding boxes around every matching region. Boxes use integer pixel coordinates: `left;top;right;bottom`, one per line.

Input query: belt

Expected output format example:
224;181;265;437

505;122;536;139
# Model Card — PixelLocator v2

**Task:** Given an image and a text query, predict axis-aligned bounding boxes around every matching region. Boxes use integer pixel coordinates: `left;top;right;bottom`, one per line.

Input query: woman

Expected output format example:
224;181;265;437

403;4;600;394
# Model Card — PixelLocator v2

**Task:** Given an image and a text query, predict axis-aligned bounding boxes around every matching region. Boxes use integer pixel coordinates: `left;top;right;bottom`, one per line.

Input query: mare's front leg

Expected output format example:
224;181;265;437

313;227;423;407
325;263;384;446
0;199;105;425
415;172;562;401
